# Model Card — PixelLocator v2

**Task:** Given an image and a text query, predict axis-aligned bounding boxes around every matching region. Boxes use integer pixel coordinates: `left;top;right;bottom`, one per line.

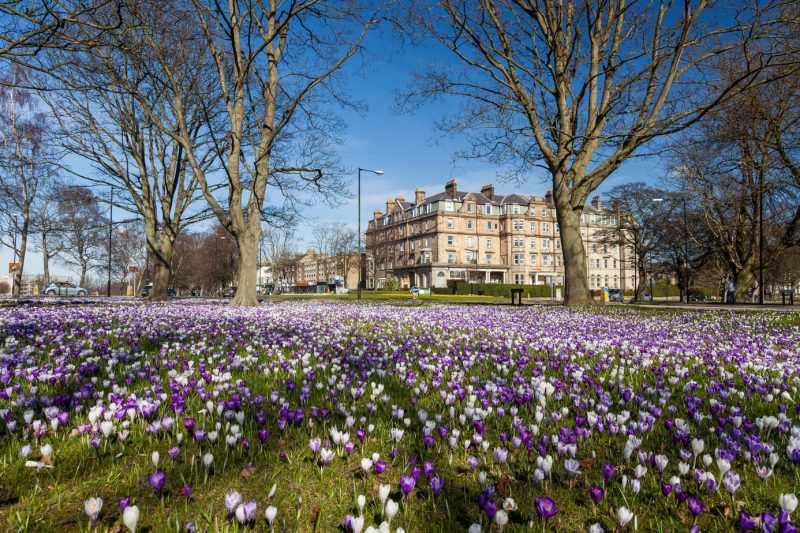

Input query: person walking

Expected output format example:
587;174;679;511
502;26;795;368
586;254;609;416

726;276;736;305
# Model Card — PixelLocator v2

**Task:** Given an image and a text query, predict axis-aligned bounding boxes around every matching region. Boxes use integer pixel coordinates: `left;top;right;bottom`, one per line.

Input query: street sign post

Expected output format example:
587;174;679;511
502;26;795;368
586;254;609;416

8;262;21;273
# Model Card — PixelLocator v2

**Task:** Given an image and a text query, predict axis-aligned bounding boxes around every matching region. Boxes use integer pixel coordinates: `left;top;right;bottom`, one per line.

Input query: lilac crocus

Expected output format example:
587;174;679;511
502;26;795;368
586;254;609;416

429;475;445;496
589;485;604;504
602;463;615;483
225;490;242;514
494;447;508;464
147;470;165;493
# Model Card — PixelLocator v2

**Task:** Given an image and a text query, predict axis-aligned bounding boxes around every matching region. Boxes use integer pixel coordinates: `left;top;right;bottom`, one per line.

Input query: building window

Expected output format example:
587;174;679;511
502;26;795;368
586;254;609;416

445;200;454;212
614;275;618;288
604;258;608;269
542;208;549;217
513;220;523;231
485;204;493;215
614;259;617;268
486;221;492;230
514;237;524;247
447;252;455;264
512;204;521;215
542;255;549;266
466;250;476;262
555;239;561;250
467;203;474;213
513;253;524;265
555;223;559;233
542;223;550;233
530;222;537;232
542;239;551;249
464;219;472;230
514;274;525;284
447;235;454;246
486;238;493;248
555;256;562;267
486;253;493;265
604;275;609;287
592;244;597;253
530;254;537;265
530;239;537;249
447;218;454;229
466;236;473;247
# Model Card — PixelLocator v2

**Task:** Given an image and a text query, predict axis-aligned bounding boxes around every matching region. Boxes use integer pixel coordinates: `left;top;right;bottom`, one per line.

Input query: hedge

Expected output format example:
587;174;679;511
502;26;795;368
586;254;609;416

453;282;561;298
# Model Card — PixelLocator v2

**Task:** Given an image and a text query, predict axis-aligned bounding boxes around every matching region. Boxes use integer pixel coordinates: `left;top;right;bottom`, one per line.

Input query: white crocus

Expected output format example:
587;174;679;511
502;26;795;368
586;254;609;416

123;505;140;532
780;493;798;514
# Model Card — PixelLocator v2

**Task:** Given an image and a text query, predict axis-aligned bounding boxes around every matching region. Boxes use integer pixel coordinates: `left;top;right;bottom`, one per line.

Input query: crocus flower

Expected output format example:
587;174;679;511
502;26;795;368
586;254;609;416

616;507;634;528
780;493;799;515
147;470;165;494
118;496;131;511
123;505;139;532
265;506;277;529
429;475;445;496
225;490;242;514
534;496;558;520
84;496;103;524
589;485;604;504
688;497;705;516
399;474;416;497
602;463;615;483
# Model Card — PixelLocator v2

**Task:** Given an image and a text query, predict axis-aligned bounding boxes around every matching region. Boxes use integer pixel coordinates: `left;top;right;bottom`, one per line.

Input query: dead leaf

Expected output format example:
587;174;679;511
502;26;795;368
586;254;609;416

497;473;513;497
40;455;51;465
240;465;257;478
579;457;595;470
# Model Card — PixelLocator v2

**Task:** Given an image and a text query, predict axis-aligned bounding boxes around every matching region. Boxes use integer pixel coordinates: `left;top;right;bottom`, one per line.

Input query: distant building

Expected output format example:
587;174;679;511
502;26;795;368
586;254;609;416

283;250;360;293
365;179;632;291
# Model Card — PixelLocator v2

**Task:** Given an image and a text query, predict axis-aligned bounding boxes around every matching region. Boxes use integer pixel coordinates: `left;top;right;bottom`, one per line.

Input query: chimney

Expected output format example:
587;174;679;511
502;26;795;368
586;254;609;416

385;199;394;215
445;179;457;197
373;209;383;220
545;190;553;206
592;196;602;210
395;195;405;202
480;183;495;200
415;188;425;205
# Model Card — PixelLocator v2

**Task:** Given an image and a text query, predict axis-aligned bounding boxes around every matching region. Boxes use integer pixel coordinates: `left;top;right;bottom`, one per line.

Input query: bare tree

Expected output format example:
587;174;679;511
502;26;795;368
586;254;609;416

53;186;106;286
261;222;299;292
595;183;676;302
31;186;66;284
0;0;121;61
402;1;774;304
0;67;55;297
123;0;384;305
45;2;219;301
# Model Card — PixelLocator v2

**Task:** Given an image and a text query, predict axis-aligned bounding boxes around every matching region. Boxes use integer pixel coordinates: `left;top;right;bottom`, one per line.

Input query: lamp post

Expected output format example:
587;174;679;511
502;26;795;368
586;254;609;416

107;186;114;297
758;167;764;305
357;167;383;300
653;195;689;303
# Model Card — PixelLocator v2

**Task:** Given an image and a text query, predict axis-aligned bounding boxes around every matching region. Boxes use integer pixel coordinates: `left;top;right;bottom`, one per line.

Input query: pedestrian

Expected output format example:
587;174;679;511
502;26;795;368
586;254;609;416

726;276;736;305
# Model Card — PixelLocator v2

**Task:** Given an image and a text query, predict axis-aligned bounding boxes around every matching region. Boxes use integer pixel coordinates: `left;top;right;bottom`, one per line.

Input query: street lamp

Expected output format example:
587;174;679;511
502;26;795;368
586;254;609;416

357;167;383;300
653;195;689;303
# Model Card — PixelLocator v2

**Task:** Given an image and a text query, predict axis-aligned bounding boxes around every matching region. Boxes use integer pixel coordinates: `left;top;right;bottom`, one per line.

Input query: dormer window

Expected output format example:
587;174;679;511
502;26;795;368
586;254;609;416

485;204;493;215
444;200;454;212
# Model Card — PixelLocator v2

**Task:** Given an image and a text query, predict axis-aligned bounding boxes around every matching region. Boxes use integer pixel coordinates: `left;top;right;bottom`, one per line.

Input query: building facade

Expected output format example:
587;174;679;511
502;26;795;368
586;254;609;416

365;179;632;291
283;250;361;293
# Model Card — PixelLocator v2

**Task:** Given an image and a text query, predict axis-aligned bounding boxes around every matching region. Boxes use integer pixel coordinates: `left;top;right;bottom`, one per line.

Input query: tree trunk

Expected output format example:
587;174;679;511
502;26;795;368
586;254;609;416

554;192;593;305
12;222;28;298
634;256;647;302
148;240;174;302
79;264;87;287
231;228;260;306
41;232;50;284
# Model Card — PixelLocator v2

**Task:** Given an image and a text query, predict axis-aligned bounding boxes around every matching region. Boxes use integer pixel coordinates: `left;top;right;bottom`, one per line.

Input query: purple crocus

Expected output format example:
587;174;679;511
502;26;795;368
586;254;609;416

118;496;130;511
183;484;192;498
534;496;558;520
688;497;705;516
147;470;166;493
589;485;604;504
375;461;387;474
429;475;445;496
168;446;180;460
602;463;615;483
399;474;416;498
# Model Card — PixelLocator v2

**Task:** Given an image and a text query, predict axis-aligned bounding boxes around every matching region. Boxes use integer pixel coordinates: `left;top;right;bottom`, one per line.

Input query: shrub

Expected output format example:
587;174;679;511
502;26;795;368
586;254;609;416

383;276;402;292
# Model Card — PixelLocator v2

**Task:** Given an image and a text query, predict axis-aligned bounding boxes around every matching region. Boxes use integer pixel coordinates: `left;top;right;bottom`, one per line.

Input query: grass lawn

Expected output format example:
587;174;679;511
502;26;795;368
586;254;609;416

1;302;799;532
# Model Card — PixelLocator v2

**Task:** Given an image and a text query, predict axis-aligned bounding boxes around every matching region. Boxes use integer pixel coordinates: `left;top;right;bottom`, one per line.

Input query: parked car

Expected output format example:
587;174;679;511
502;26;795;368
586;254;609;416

43;281;88;296
607;289;624;302
688;293;711;302
140;283;176;298
221;286;237;298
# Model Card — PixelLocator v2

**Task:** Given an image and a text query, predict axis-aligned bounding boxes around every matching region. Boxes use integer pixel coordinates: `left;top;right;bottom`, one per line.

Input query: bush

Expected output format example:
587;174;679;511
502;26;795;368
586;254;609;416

0;280;9;294
383;277;402;292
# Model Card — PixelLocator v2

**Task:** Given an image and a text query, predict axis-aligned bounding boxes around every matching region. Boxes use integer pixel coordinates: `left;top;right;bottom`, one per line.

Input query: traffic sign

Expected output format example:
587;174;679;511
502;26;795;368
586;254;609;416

8;262;21;273
127;265;140;273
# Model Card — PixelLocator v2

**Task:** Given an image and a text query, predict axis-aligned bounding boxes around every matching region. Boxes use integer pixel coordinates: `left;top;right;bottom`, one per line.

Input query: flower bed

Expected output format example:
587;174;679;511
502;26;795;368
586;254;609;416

1;302;799;531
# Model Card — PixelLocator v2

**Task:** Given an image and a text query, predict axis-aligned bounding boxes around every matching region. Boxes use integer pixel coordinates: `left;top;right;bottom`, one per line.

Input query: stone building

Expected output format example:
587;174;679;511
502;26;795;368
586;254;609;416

365;179;632;291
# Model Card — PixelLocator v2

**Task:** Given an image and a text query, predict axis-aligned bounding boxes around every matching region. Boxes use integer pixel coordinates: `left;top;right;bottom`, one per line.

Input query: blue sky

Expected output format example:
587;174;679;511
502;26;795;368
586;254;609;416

1;25;658;280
